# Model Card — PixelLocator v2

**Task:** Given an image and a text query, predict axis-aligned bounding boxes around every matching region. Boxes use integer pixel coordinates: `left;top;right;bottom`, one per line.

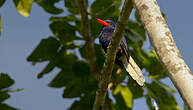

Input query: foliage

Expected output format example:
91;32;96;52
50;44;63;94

13;0;34;17
0;0;181;110
0;73;18;110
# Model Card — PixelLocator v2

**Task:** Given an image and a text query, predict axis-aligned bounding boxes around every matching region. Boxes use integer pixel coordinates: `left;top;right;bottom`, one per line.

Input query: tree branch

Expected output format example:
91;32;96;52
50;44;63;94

132;0;193;109
78;0;100;80
92;0;133;109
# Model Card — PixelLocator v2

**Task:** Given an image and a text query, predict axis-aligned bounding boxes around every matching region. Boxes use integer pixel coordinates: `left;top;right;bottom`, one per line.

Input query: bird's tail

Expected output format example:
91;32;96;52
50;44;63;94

122;56;145;86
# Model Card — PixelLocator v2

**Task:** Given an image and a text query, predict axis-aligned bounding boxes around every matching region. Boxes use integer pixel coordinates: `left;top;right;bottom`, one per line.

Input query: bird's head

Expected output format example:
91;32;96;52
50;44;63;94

96;18;116;28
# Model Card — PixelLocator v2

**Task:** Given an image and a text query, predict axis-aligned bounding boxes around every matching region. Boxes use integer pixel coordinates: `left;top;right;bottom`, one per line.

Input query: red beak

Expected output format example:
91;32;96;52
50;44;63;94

96;18;110;26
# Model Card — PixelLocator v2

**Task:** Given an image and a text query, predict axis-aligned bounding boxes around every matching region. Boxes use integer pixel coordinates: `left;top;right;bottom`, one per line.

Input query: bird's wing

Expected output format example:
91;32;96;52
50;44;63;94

120;37;145;86
120;37;130;62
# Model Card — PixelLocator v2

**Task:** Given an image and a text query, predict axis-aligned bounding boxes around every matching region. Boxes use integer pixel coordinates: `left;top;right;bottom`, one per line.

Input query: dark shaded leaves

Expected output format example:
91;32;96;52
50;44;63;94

0;91;10;103
64;0;87;14
146;81;180;110
0;104;18;110
0;0;6;8
27;37;60;62
0;73;14;90
35;0;63;14
127;76;144;99
0;73;18;110
125;20;146;45
68;93;95;110
49;20;80;47
90;0;121;18
37;61;55;79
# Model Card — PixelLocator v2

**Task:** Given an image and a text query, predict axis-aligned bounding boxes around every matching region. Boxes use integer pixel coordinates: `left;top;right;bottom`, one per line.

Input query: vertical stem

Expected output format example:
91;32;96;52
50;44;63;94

92;0;133;109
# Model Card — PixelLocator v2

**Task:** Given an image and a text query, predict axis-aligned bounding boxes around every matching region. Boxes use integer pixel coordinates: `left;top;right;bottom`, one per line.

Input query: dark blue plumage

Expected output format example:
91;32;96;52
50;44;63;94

98;20;130;67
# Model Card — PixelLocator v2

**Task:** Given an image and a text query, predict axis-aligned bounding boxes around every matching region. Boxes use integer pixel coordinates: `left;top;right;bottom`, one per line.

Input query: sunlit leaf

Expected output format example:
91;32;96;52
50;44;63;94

113;84;133;108
13;0;33;17
113;93;131;110
0;73;14;90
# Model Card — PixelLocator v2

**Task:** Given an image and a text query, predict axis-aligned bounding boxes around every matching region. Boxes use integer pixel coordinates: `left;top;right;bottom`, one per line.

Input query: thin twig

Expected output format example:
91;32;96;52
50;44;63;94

78;0;100;80
92;0;133;109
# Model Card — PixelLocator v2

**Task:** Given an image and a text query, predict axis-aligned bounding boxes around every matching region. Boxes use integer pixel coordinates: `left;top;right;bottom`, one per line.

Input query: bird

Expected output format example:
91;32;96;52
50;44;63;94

96;18;145;86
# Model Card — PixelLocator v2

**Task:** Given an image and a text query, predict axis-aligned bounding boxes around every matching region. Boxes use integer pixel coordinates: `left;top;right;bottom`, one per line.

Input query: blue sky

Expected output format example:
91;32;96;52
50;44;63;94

0;0;193;110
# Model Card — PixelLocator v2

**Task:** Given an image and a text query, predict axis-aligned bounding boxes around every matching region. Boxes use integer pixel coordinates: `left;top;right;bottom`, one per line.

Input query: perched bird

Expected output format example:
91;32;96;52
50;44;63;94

97;18;145;86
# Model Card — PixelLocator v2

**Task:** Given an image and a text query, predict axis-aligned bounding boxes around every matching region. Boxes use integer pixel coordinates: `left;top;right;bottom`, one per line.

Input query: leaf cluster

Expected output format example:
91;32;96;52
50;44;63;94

0;73;18;110
0;0;181;109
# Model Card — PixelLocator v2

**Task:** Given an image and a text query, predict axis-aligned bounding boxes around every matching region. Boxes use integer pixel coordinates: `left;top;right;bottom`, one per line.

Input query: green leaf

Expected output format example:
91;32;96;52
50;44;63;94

0;91;10;103
113;84;133;108
49;20;79;46
37;61;55;79
0;73;14;90
145;95;154;110
68;93;95;110
35;0;63;14
27;37;60;62
127;76;144;99
145;50;167;79
0;0;6;7
48;53;78;88
113;93;131;110
0;103;18;110
125;20;146;43
95;45;105;69
146;81;180;110
156;80;176;93
73;61;90;78
90;0;121;18
50;15;79;22
62;78;83;98
49;71;74;88
134;10;141;23
64;0;86;14
13;0;33;17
